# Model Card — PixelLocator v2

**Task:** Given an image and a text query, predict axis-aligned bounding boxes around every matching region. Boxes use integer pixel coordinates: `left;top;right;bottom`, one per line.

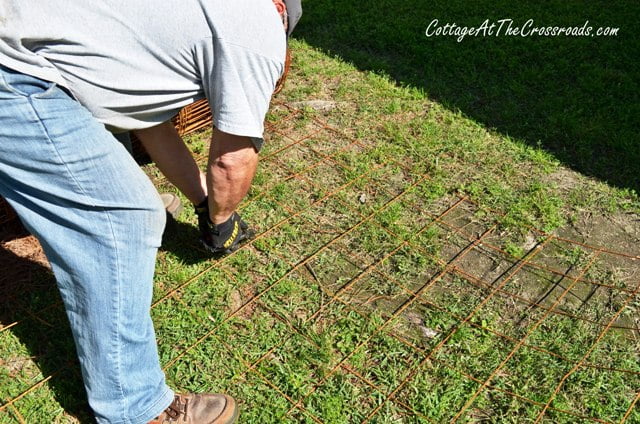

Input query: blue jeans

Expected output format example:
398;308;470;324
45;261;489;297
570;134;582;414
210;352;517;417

0;66;174;423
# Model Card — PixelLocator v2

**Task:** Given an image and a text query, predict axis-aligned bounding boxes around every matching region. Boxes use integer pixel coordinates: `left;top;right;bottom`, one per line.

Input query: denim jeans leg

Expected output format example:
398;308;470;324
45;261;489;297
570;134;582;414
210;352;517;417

0;67;174;423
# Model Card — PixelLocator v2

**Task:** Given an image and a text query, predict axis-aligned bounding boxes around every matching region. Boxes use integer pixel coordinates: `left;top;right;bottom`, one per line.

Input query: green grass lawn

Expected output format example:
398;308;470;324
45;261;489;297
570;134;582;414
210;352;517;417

1;3;640;422
296;0;640;195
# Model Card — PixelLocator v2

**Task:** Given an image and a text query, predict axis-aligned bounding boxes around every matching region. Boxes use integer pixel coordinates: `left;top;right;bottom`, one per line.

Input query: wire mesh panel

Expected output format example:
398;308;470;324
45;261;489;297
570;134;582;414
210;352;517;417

1;100;639;423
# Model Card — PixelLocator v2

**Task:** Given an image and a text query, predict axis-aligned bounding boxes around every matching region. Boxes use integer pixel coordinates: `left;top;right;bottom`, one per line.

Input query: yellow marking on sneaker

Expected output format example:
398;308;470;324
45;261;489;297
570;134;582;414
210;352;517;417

224;220;239;249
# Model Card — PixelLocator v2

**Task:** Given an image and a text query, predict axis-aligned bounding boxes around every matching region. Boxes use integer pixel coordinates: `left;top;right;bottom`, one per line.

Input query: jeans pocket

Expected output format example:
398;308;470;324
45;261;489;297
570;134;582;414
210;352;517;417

0;66;59;99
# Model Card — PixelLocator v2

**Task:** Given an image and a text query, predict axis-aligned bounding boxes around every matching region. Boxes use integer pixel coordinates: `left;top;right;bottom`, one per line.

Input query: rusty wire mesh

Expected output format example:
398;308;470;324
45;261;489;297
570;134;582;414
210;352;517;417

1;100;639;423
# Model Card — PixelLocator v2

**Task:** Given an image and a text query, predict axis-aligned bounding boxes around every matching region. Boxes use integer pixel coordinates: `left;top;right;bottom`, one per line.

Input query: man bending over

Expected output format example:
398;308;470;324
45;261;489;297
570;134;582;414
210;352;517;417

0;0;300;422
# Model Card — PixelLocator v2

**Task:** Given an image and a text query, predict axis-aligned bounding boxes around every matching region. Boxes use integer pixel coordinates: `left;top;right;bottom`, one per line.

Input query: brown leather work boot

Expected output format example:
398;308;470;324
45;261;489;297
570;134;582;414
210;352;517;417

160;193;183;219
148;393;238;424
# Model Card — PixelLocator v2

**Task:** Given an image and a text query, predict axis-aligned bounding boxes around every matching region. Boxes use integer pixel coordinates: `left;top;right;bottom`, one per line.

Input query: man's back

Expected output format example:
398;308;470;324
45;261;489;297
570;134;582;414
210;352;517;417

0;0;286;133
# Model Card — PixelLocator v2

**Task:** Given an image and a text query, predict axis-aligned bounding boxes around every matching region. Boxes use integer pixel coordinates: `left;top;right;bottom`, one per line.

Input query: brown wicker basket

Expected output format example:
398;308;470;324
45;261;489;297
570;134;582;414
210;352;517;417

172;99;212;135
0;48;291;226
129;98;213;164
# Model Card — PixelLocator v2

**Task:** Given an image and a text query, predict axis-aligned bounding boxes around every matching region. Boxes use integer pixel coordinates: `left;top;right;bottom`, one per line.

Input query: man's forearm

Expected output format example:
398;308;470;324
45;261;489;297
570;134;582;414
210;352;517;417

206;128;259;224
133;122;207;205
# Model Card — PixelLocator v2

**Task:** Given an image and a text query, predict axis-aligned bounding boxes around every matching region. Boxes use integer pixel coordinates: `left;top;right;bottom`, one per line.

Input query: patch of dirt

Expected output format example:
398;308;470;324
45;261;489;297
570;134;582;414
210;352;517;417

545;167;584;193
0;355;32;377
1;220;48;266
543;167;640;255
289;99;342;112
227;284;257;320
0;223;52;327
2;235;49;270
407;199;639;340
521;232;539;252
557;211;640;257
404;312;439;339
452;244;515;284
0;223;50;297
228;289;243;312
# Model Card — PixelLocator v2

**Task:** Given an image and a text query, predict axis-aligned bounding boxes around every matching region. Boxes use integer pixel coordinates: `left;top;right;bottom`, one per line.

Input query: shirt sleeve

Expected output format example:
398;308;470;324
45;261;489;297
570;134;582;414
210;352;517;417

204;38;284;142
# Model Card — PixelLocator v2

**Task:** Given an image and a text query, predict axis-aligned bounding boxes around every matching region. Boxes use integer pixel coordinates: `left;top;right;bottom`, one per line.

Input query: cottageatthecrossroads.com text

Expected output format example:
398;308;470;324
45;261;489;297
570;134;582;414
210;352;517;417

426;19;619;42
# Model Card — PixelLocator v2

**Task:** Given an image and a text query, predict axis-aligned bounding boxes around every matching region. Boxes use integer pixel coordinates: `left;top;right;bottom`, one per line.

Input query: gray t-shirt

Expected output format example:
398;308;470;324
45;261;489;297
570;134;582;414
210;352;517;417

0;0;286;137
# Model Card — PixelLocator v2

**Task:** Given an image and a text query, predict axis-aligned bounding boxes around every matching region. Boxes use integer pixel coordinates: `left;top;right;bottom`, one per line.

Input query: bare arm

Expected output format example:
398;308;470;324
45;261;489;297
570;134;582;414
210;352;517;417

133;123;257;226
207;128;258;224
133;121;207;205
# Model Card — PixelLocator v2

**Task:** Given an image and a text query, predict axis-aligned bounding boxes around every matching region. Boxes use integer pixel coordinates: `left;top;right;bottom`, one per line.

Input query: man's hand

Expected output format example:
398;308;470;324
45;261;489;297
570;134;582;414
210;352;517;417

195;200;253;254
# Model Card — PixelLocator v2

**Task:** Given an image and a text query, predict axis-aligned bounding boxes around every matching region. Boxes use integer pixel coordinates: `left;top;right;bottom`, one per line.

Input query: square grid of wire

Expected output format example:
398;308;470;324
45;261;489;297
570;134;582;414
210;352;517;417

1;101;639;423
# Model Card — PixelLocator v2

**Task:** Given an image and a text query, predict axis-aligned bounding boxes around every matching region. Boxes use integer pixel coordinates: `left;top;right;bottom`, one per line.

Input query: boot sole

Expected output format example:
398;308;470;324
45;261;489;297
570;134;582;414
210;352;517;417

218;394;239;424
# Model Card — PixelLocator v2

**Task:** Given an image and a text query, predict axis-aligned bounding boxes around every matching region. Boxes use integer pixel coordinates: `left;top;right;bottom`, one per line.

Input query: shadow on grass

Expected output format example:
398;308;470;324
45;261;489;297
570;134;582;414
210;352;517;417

0;216;209;422
160;214;219;264
295;0;639;193
0;228;92;422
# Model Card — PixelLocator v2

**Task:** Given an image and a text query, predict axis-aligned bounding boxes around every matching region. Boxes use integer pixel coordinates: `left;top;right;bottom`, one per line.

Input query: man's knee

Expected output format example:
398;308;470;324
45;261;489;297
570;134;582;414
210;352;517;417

125;188;166;248
146;191;167;243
